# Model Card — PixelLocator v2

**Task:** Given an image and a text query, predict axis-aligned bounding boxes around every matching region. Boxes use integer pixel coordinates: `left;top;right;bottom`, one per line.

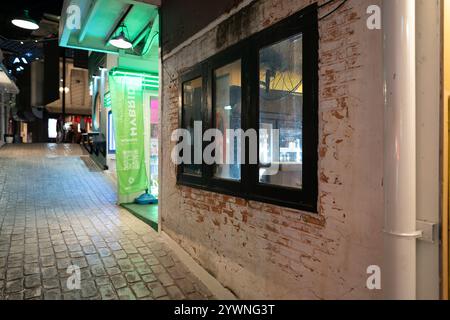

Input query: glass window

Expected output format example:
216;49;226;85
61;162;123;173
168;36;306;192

177;4;318;212
182;77;203;176
213;60;242;181
259;33;303;189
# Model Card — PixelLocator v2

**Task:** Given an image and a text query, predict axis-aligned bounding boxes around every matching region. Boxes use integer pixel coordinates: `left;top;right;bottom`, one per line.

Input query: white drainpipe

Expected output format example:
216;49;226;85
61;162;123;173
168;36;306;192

383;0;421;300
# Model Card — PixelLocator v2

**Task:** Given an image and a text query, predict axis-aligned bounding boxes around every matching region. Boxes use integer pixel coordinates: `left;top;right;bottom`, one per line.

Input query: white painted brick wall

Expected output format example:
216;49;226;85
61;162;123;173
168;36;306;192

160;0;384;299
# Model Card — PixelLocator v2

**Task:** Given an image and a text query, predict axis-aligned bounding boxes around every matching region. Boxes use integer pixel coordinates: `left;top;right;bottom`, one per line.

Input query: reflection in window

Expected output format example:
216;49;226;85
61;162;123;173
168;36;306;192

182;77;203;176
259;33;303;189
150;97;159;197
213;60;241;181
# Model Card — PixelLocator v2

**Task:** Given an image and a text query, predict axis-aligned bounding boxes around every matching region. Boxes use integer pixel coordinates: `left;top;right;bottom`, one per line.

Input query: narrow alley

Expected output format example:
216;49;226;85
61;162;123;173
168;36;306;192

0;144;214;300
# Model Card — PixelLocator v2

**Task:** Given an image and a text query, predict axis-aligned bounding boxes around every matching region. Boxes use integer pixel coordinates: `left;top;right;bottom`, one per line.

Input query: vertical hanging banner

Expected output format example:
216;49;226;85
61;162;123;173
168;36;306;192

109;74;148;195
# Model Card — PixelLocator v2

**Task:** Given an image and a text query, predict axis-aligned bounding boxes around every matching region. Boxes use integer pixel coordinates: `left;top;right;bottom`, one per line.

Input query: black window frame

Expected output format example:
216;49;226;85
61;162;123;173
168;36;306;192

177;64;209;188
178;3;319;213
205;43;250;196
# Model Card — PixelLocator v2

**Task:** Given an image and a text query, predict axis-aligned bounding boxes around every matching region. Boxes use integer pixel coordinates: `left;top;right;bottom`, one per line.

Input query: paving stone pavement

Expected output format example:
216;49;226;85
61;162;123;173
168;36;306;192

0;143;214;300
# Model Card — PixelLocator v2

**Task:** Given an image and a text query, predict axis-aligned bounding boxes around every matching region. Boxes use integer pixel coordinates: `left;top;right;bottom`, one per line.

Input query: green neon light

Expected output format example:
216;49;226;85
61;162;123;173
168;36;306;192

143;85;158;89
104;91;112;108
142;79;159;83
109;68;159;91
111;69;158;80
143;82;159;86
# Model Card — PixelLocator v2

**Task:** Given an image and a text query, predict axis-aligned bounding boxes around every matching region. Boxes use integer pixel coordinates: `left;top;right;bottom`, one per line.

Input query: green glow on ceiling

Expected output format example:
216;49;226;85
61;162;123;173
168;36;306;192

59;0;159;56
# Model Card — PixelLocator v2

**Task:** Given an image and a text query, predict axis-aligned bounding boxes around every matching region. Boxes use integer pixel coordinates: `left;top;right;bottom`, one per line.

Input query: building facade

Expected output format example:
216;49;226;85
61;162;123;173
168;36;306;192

160;0;385;300
159;0;446;300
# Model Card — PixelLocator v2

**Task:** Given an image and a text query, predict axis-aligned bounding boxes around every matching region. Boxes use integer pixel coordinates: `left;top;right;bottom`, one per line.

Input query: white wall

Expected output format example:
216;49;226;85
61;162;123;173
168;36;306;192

415;0;441;300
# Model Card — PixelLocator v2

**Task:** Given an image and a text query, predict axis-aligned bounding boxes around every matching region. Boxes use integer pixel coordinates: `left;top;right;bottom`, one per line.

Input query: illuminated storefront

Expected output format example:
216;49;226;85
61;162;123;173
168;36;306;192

58;0;160;230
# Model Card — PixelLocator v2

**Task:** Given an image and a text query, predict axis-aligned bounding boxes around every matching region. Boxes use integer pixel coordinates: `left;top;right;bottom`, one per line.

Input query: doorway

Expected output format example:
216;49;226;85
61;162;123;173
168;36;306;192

121;92;159;231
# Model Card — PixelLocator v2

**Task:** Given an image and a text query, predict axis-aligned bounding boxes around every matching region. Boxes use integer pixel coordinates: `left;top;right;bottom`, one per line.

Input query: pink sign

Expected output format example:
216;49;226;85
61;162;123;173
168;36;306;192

151;99;159;124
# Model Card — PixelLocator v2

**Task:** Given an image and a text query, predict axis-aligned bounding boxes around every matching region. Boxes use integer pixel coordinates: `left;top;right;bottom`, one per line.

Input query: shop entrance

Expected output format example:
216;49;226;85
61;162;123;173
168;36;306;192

121;93;159;231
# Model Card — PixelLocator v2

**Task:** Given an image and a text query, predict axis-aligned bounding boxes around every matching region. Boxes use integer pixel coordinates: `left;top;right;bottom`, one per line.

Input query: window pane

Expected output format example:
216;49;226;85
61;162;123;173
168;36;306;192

182;77;202;176
259;33;303;189
213;60;242;181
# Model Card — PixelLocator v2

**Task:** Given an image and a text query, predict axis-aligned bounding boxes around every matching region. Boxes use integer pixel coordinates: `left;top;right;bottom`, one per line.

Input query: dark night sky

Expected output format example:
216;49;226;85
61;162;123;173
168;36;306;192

0;0;64;40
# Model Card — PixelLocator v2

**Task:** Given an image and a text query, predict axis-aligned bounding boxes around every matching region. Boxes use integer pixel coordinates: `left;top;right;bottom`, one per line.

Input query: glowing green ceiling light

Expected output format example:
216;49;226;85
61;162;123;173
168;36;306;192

109;24;132;49
111;70;158;79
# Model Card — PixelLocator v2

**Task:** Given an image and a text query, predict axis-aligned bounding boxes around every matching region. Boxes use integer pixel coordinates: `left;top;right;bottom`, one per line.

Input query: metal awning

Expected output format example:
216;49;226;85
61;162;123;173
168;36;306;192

59;0;159;55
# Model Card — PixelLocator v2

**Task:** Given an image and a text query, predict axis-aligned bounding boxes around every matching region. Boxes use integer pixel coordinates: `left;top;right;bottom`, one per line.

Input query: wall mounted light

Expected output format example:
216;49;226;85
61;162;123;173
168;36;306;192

11;10;39;30
109;24;132;50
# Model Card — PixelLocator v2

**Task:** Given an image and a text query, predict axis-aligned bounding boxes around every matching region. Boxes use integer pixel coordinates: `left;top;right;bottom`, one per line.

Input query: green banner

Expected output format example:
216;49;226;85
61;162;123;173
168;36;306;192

109;74;147;195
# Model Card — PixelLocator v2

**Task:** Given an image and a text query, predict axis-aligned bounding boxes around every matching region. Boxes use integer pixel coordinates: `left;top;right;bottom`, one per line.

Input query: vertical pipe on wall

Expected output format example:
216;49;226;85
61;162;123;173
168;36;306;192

383;0;420;300
415;0;441;300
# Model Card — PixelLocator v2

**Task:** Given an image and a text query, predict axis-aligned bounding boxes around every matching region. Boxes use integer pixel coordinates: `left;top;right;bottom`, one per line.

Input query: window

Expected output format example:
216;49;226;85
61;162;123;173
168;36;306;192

213;60;242;181
259;34;303;189
178;4;318;212
181;76;203;177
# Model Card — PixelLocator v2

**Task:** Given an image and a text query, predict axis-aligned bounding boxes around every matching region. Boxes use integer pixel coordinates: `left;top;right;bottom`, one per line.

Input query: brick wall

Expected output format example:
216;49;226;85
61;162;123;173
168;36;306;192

160;0;384;299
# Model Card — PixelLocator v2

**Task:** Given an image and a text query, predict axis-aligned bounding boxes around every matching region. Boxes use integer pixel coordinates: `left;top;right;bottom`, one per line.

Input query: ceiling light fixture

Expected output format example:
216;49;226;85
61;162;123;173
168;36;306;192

11;10;40;30
109;24;132;50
